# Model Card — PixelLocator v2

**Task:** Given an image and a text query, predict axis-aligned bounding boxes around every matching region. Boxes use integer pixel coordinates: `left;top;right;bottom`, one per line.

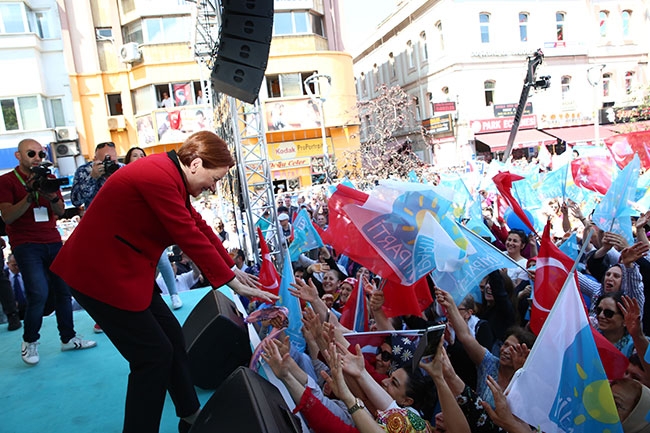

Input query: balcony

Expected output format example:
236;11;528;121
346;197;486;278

274;0;324;15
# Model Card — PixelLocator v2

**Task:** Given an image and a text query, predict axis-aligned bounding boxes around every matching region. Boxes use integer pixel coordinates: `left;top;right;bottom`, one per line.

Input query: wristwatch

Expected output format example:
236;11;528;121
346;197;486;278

347;398;365;415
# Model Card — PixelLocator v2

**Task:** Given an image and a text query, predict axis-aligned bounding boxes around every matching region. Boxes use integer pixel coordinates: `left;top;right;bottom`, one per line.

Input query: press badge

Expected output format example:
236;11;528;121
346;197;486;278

34;207;49;222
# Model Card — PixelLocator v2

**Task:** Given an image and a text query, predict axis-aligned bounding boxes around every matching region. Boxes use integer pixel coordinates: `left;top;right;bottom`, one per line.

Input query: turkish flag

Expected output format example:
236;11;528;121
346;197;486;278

529;222;576;335
381;277;433;318
604;130;650;171
492;171;536;234
256;227;280;300
570;155;616;195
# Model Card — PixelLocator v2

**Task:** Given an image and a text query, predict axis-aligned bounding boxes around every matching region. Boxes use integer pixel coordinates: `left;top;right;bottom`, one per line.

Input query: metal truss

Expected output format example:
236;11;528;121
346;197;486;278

189;0;281;266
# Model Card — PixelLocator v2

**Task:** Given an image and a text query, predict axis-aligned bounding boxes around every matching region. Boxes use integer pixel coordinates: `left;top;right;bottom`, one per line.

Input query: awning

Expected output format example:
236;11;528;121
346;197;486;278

607;120;650;133
541;125;615;144
474;128;556;152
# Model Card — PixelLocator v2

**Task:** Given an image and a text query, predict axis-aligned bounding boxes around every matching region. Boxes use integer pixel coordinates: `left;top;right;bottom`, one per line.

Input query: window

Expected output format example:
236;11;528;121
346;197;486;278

406;40;414;69
107;94;123;116
625;71;635;95
556;12;565;41
265;72;313;98
0;96;44;131
388;52;396;79
414;96;421;121
599;11;609;38
312;14;324;37
484;80;495;106
602;73;611;98
50;98;65;127
561;76;571;101
132;86;155;115
123;21;143;44
519;13;528;42
435;21;444;50
479;13;490;43
273;11;315;35
360;73;367;97
144;16;190;44
372;63;379;87
427;92;433;116
0;3;27;33
622;10;631;38
96;27;113;40
420;32;428;61
32;11;52;39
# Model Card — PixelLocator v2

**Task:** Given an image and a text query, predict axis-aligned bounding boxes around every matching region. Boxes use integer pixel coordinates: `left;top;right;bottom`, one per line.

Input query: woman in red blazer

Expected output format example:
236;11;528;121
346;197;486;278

51;131;277;433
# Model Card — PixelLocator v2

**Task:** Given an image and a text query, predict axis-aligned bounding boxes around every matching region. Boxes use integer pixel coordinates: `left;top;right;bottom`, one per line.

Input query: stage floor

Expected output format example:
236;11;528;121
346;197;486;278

0;288;216;433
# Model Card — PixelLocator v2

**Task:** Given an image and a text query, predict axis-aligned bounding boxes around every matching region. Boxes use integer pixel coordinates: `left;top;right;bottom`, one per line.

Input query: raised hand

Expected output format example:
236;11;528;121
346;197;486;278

619;295;642;338
620;242;650;267
289;278;319;303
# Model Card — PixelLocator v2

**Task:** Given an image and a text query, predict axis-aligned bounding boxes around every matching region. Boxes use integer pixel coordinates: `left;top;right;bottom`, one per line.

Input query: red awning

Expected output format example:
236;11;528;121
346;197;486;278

541;125;615;144
474;128;556;152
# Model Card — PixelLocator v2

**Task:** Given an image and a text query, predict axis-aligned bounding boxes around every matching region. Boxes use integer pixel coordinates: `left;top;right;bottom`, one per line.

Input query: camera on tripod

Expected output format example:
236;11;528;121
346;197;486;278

29;162;69;194
103;155;120;177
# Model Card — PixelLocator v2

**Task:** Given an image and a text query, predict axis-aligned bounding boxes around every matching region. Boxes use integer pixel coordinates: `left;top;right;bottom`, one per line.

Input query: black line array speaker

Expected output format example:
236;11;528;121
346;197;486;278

210;0;274;104
182;290;252;389
190;367;302;433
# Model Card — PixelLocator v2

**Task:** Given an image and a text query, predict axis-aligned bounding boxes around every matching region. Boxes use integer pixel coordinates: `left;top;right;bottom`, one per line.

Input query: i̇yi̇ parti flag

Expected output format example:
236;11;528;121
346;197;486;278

340;277;369;332
288;208;324;261
277;250;306;352
506;274;623;433
591;154;640;246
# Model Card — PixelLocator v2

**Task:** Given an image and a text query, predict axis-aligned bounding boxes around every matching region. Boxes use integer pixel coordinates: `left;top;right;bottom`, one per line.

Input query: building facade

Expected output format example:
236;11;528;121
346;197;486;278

352;0;650;169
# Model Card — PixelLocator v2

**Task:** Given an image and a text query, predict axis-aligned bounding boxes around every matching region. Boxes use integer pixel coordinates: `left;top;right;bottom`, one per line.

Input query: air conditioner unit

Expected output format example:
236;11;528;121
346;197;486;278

55;127;77;142
119;42;141;63
108;115;126;131
54;141;80;158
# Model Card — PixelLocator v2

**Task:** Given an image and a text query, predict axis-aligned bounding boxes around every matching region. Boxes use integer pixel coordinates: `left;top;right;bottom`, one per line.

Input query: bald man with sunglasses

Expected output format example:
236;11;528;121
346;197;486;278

70;141;124;209
0;139;96;365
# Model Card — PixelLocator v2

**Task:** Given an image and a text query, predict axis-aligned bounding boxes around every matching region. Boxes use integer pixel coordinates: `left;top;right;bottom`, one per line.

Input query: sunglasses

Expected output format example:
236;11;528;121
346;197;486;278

376;349;392;362
96;142;116;150
27;150;46;158
596;307;619;319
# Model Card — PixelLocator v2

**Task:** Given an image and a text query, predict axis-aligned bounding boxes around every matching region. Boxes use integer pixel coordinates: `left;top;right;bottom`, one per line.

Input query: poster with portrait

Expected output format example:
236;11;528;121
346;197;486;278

153;107;214;144
135;115;155;147
265;99;322;131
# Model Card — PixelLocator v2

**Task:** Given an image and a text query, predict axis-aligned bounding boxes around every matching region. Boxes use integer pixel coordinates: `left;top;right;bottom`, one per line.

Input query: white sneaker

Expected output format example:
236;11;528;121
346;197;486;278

21;341;40;365
61;336;97;351
171;294;183;310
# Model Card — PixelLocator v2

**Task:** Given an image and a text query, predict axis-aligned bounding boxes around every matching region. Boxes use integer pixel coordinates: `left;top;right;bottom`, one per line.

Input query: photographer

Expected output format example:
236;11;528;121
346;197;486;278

71;141;123;209
0;139;96;365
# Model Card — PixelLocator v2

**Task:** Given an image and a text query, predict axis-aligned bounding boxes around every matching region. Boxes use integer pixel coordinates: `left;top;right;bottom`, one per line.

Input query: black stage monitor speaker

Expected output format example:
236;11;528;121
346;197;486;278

182;290;252;389
190;367;302;433
211;0;273;103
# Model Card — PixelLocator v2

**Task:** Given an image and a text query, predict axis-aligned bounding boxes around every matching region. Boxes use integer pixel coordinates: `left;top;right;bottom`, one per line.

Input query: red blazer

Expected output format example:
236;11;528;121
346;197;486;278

51;152;235;311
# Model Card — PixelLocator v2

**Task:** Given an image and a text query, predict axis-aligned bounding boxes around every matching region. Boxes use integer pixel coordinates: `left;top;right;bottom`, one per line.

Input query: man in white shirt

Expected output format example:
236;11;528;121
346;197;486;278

160;92;174;108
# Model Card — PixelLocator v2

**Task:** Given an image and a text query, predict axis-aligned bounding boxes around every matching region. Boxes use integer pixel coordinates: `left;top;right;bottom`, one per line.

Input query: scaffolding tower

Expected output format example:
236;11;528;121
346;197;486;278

189;0;282;265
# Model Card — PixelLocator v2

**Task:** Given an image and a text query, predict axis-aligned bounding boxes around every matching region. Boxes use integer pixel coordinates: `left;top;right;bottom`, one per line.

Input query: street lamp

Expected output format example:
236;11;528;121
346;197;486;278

304;73;332;183
587;64;606;146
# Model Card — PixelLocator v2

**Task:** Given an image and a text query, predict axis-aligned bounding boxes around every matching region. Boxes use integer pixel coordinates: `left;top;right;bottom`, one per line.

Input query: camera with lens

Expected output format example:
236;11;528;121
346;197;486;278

168;254;183;263
103;154;120;177
29;162;69;194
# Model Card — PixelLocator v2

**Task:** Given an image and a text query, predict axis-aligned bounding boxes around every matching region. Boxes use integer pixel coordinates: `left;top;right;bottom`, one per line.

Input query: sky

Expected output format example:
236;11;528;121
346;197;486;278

339;0;397;53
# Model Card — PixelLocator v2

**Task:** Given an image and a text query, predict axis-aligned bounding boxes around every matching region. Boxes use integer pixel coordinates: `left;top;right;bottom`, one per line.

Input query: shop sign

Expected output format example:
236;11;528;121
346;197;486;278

493;102;532;118
470;115;537;134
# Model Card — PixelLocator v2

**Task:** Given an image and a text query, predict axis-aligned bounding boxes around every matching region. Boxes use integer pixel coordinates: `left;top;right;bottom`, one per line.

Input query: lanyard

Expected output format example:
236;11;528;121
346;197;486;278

13;169;39;202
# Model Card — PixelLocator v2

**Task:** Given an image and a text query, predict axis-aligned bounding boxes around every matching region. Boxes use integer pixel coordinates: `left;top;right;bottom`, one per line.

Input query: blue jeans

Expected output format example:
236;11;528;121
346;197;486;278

157;251;177;296
13;242;75;343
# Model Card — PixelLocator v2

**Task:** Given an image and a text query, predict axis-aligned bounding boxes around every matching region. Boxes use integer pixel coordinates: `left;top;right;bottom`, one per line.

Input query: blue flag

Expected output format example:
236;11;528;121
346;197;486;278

431;225;520;304
277;251;306;352
592;154;640;245
288;209;324;261
466;197;495;241
558;232;580;261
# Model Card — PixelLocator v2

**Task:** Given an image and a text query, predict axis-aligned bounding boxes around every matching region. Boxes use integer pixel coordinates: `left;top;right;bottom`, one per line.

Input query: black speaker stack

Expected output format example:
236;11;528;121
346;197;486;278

210;0;274;104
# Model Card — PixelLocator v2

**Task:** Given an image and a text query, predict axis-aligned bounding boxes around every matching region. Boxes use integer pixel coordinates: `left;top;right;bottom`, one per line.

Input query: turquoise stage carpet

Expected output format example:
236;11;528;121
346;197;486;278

0;288;216;433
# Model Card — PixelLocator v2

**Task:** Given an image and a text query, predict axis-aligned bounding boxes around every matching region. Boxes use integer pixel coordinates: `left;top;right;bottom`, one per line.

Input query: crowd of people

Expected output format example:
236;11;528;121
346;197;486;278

1;131;650;433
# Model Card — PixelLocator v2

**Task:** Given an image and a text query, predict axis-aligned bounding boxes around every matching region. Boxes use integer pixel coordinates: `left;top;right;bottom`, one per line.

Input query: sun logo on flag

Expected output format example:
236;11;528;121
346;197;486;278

550;326;621;432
